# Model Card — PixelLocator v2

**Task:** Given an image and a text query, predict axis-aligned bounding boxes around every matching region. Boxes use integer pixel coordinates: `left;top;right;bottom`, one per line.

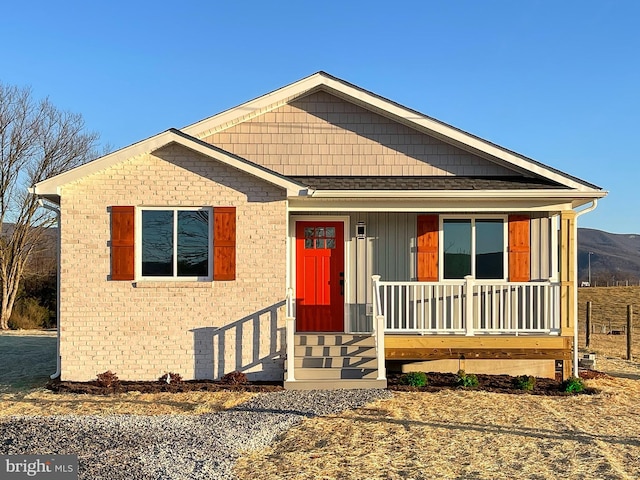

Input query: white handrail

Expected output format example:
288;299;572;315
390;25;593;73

371;275;386;381
285;288;295;382
286;287;294;319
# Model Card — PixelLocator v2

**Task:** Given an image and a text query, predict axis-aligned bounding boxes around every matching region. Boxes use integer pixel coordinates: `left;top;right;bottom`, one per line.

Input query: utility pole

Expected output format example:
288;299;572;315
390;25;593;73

588;252;594;285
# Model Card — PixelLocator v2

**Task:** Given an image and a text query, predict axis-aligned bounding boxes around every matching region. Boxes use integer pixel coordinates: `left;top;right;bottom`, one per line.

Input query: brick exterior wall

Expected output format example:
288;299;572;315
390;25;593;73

59;144;287;381
202;90;515;177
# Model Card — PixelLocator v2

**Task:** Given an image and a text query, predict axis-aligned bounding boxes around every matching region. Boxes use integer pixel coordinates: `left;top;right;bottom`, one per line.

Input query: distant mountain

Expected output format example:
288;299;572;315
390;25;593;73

578;228;640;284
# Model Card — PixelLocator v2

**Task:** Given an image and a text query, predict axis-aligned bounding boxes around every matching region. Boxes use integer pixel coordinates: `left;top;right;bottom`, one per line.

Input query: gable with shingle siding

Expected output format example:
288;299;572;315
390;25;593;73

201;90;517;177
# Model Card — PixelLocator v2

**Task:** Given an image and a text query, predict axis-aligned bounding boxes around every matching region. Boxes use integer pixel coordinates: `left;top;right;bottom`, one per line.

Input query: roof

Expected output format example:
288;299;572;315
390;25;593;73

183;71;604;193
33;129;308;200
291;176;568;191
33;72;606;204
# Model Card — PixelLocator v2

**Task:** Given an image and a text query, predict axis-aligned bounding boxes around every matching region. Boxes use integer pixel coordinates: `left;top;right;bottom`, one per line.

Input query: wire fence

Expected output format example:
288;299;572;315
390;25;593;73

580;302;637;361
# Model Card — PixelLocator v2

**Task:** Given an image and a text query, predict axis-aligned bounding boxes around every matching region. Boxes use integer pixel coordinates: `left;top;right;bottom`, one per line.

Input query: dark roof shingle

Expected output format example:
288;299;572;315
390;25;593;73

289;176;567;191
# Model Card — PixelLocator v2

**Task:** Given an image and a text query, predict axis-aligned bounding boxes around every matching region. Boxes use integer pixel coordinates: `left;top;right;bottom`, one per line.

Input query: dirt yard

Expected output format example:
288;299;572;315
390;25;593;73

235;373;640;480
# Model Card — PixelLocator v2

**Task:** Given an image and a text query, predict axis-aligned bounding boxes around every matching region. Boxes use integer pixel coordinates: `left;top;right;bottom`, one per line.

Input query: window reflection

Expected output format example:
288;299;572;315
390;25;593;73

476;220;503;279
443;220;471;279
443;219;505;279
177;211;209;276
142;210;173;276
142;209;210;278
301;224;338;250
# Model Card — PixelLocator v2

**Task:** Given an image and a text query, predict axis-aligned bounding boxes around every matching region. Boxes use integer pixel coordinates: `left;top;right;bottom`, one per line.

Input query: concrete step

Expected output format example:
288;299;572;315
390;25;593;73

295;334;375;347
284;378;387;390
294;345;376;358
294;367;379;380
295;356;378;369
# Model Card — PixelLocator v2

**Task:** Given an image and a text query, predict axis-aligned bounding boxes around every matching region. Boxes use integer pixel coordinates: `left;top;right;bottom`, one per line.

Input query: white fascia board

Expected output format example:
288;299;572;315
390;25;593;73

182;73;325;139
33;130;308;197
288;198;575;213
316;77;602;192
33;131;178;195
172;135;308;196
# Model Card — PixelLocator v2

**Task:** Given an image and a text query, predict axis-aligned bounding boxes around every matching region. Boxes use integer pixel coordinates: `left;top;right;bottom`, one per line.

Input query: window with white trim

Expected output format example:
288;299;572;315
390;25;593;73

442;217;506;280
139;207;212;280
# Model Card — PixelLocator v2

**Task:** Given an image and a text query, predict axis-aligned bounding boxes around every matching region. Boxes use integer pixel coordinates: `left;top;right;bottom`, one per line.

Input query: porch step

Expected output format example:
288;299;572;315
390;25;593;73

294;345;376;358
285;333;386;390
284;379;387;391
294;367;378;380
295;356;378;369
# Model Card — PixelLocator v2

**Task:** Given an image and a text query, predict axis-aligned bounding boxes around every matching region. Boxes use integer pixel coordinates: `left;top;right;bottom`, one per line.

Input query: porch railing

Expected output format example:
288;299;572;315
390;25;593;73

372;275;560;336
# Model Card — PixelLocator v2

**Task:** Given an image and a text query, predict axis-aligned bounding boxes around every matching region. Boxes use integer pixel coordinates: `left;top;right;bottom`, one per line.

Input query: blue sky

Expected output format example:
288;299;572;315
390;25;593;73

2;1;638;233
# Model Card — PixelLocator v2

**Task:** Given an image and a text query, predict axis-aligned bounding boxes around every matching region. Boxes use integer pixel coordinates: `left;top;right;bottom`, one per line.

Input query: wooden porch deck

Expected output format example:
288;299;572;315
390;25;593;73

384;335;571;361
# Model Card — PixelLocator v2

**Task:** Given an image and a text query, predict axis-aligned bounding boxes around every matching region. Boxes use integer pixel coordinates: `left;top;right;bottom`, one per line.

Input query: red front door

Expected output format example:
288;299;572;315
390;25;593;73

295;221;344;332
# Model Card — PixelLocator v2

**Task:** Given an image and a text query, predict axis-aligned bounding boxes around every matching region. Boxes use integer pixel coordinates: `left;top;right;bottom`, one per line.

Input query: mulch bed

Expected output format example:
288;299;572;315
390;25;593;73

46;370;606;396
46;378;283;395
387;370;602;396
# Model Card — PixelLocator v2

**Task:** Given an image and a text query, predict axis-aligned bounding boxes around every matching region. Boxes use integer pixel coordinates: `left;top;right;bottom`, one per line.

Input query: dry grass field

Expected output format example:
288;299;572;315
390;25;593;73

0;330;57;392
578;286;640;361
235;374;640;480
0;390;254;417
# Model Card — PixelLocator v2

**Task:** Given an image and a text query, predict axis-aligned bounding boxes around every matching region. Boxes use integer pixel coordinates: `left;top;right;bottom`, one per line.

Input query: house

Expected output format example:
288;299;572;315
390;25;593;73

33;72;606;390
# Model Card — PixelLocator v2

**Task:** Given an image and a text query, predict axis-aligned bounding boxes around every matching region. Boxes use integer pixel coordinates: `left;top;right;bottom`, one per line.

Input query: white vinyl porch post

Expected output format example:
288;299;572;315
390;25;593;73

372;275;386;381
464;275;475;336
285;288;296;382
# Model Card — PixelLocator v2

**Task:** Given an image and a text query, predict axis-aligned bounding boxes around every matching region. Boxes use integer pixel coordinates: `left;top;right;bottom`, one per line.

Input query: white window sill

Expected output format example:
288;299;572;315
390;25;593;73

132;281;213;289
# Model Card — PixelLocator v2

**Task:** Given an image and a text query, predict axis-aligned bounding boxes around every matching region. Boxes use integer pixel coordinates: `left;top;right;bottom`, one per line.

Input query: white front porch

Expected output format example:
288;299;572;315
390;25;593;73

284;277;566;389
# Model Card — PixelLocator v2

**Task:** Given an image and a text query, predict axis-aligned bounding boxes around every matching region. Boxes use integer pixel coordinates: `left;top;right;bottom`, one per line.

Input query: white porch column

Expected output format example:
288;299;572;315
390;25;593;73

372;275;386;381
464;275;475;336
285;316;295;382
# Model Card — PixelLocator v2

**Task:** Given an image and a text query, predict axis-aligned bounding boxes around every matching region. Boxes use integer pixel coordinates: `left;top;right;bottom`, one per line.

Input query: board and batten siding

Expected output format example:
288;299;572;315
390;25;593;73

297;212;416;332
530;214;554;281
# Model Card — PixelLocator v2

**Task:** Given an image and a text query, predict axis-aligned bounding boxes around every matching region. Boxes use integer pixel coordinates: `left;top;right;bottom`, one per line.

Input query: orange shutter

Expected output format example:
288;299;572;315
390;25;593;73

111;206;135;281
213;207;236;281
417;215;439;281
509;215;530;282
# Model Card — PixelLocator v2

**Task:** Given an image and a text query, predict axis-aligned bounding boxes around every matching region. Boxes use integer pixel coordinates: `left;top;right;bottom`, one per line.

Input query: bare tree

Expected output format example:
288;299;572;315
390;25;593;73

0;83;98;329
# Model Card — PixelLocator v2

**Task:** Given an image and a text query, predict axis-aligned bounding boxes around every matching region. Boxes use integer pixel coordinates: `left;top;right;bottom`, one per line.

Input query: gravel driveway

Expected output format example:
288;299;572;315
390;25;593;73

0;389;391;479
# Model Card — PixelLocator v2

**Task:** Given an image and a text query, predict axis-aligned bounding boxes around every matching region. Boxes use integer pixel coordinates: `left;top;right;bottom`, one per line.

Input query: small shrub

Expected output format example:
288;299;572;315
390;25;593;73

158;372;183;384
399;371;428;387
563;376;585;393
513;375;536;391
456;369;479;388
220;371;248;385
8;297;50;330
96;371;120;388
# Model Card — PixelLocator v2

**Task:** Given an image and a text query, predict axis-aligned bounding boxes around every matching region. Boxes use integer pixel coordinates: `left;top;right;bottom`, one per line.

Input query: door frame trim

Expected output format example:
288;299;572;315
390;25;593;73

289;215;351;333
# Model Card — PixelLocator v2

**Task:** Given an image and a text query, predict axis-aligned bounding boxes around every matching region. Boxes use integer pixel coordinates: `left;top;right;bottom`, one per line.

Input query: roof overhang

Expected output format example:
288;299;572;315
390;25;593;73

32;129;309;201
288;188;607;212
306;188;606;201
